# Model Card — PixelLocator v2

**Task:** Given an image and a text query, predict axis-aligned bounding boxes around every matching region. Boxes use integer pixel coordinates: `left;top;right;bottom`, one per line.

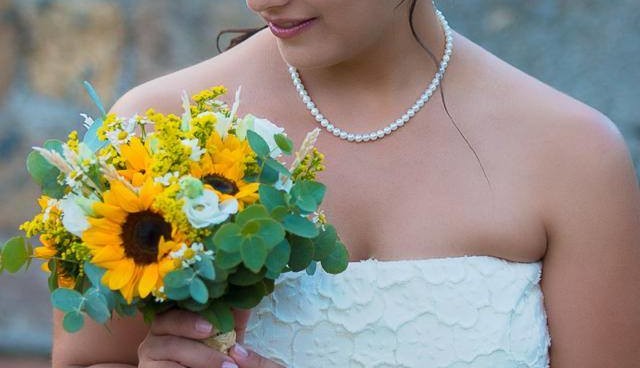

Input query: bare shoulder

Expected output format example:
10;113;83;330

455;31;635;201
109;30;277;116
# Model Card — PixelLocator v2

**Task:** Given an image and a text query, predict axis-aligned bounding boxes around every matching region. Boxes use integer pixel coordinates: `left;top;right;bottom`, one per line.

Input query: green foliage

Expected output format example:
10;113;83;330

201;301;235;334
320;241;349;274
274;133;293;154
26;140;66;198
258;185;287;212
195;258;216;280
247;130;270;157
189;277;209;304
265;239;290;277
288;235;314;272
225;282;268;309
283;214;318;238
228;265;266;286
1;237;30;273
312;224;338;261
51;288;83;313
63;311;84;332
290;180;326;213
83;288;111;323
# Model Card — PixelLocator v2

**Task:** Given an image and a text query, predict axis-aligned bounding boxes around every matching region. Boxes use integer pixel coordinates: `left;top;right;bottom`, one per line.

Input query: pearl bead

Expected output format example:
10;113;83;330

288;7;452;143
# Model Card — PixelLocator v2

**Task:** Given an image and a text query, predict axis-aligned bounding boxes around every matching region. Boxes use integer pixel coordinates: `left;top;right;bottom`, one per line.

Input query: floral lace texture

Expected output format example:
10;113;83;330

245;255;551;368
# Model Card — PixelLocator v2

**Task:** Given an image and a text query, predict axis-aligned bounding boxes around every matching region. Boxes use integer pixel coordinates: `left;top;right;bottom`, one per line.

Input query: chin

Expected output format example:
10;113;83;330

276;41;355;70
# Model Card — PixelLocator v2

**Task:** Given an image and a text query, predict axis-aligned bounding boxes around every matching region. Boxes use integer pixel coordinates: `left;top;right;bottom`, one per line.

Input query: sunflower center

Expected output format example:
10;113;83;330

203;173;239;195
121;211;172;265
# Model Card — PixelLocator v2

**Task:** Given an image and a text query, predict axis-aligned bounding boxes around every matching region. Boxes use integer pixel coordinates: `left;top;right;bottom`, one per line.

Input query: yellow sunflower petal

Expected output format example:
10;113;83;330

87;217;122;234
121;137;147;171
138;263;158;298
138;179;160;210
109;181;143;213
83;227;123;247
93;202;127;224
107;258;135;290
91;245;124;265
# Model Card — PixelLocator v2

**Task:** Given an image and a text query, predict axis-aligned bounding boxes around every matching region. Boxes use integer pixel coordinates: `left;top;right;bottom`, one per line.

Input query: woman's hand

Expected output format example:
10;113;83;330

137;309;238;368
227;343;286;368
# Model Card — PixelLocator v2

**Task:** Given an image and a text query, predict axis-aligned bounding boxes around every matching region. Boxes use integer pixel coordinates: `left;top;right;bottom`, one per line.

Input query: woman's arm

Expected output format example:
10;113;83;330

51;309;145;367
540;109;640;367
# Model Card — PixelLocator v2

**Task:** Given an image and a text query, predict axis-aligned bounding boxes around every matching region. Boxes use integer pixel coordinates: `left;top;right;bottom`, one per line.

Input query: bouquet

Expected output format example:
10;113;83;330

0;82;349;352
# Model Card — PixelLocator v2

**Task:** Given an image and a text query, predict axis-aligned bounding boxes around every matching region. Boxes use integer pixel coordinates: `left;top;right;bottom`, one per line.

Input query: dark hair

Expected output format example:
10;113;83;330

216;0;492;190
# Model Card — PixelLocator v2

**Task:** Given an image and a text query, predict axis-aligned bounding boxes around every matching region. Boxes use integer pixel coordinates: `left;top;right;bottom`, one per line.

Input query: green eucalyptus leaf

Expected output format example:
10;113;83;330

306;261;317;275
213;223;243;253
26;149;58;186
320;241;349;274
84;262;106;287
241;237;268;273
196;258;216;281
290;180;326;213
312;224;338;261
47;259;58;291
288;236;314;272
265;239;290;275
235;204;270;227
258;185;287;212
63;311;85;333
274;133;293;154
283;214;319;238
247;130;270;157
265;157;290;177
178;298;210;312
225;283;266;309
201;301;235;333
164;269;193;289
189;277;209;304
228;265;266;286
1;236;29;273
270;205;289;221
259;161;279;185
164;285;191;300
51;288;84;313
84;288;111;323
215;250;242;270
254;219;285;249
207;282;227;299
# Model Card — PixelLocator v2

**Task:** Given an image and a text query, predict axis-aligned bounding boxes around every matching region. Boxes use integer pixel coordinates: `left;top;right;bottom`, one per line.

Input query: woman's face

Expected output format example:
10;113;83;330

246;0;408;69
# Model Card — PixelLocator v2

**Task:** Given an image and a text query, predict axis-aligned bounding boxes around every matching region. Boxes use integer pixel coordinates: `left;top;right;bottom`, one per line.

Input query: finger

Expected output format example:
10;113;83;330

150;309;215;339
143;335;236;368
230;344;285;368
232;308;252;343
139;361;185;368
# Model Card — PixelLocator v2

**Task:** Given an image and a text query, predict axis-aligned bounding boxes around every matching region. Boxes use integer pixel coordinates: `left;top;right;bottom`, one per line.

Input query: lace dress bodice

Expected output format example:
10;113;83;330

245;255;551;368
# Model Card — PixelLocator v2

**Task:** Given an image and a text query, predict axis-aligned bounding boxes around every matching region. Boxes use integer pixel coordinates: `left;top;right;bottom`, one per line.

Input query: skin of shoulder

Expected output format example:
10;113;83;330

444;34;640;365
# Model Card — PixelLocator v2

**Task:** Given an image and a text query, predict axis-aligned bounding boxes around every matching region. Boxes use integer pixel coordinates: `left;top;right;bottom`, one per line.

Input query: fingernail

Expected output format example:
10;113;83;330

221;362;238;368
195;318;213;334
233;344;249;358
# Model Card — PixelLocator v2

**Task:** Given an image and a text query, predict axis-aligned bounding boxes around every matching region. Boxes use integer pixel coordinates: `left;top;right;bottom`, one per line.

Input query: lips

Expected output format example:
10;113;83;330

267;17;317;39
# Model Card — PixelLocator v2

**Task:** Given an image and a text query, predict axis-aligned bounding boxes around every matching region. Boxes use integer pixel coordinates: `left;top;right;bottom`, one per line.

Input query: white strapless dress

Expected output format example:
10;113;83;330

244;255;551;368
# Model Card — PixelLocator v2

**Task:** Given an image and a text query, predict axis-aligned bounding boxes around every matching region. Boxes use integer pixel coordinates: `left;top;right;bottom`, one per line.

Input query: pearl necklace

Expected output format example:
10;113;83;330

288;9;453;143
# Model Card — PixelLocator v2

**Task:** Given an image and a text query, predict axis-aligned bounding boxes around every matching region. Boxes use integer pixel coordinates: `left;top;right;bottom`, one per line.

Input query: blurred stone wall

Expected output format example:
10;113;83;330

0;0;638;358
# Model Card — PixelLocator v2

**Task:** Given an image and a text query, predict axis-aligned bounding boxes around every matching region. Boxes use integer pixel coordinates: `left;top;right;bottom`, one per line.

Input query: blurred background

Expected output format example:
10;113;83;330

0;0;638;366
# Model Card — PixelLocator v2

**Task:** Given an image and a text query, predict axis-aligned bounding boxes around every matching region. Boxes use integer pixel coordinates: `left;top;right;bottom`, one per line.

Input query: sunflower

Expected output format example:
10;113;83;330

118;137;153;187
82;179;180;303
191;132;259;209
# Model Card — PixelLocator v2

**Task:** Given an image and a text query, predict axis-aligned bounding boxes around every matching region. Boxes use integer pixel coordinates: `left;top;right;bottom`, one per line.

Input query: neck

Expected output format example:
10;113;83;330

297;1;447;96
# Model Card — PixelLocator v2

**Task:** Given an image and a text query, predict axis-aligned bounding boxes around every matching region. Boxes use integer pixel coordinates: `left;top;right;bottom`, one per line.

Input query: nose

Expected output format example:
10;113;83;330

246;0;291;13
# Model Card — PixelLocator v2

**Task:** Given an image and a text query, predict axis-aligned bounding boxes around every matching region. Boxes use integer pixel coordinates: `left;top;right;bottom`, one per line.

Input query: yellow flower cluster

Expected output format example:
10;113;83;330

20;196;88;287
147;109;192;178
292;148;325;181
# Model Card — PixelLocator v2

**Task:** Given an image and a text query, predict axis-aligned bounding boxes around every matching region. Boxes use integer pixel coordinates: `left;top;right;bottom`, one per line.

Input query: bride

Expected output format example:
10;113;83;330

52;0;640;367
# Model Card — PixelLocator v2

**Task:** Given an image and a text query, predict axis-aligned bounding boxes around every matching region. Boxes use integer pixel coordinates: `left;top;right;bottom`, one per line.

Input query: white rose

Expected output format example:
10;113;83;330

60;196;93;237
183;190;238;228
239;114;286;158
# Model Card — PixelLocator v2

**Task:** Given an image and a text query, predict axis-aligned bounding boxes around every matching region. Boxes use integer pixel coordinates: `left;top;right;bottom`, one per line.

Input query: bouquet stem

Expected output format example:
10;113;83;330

203;330;237;354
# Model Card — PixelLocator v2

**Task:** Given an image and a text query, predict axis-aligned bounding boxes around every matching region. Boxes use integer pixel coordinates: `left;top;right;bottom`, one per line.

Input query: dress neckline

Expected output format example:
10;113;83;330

348;254;542;266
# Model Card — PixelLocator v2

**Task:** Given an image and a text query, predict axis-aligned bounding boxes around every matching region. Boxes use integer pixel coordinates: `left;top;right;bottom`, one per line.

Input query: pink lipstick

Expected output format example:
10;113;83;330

268;18;317;39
